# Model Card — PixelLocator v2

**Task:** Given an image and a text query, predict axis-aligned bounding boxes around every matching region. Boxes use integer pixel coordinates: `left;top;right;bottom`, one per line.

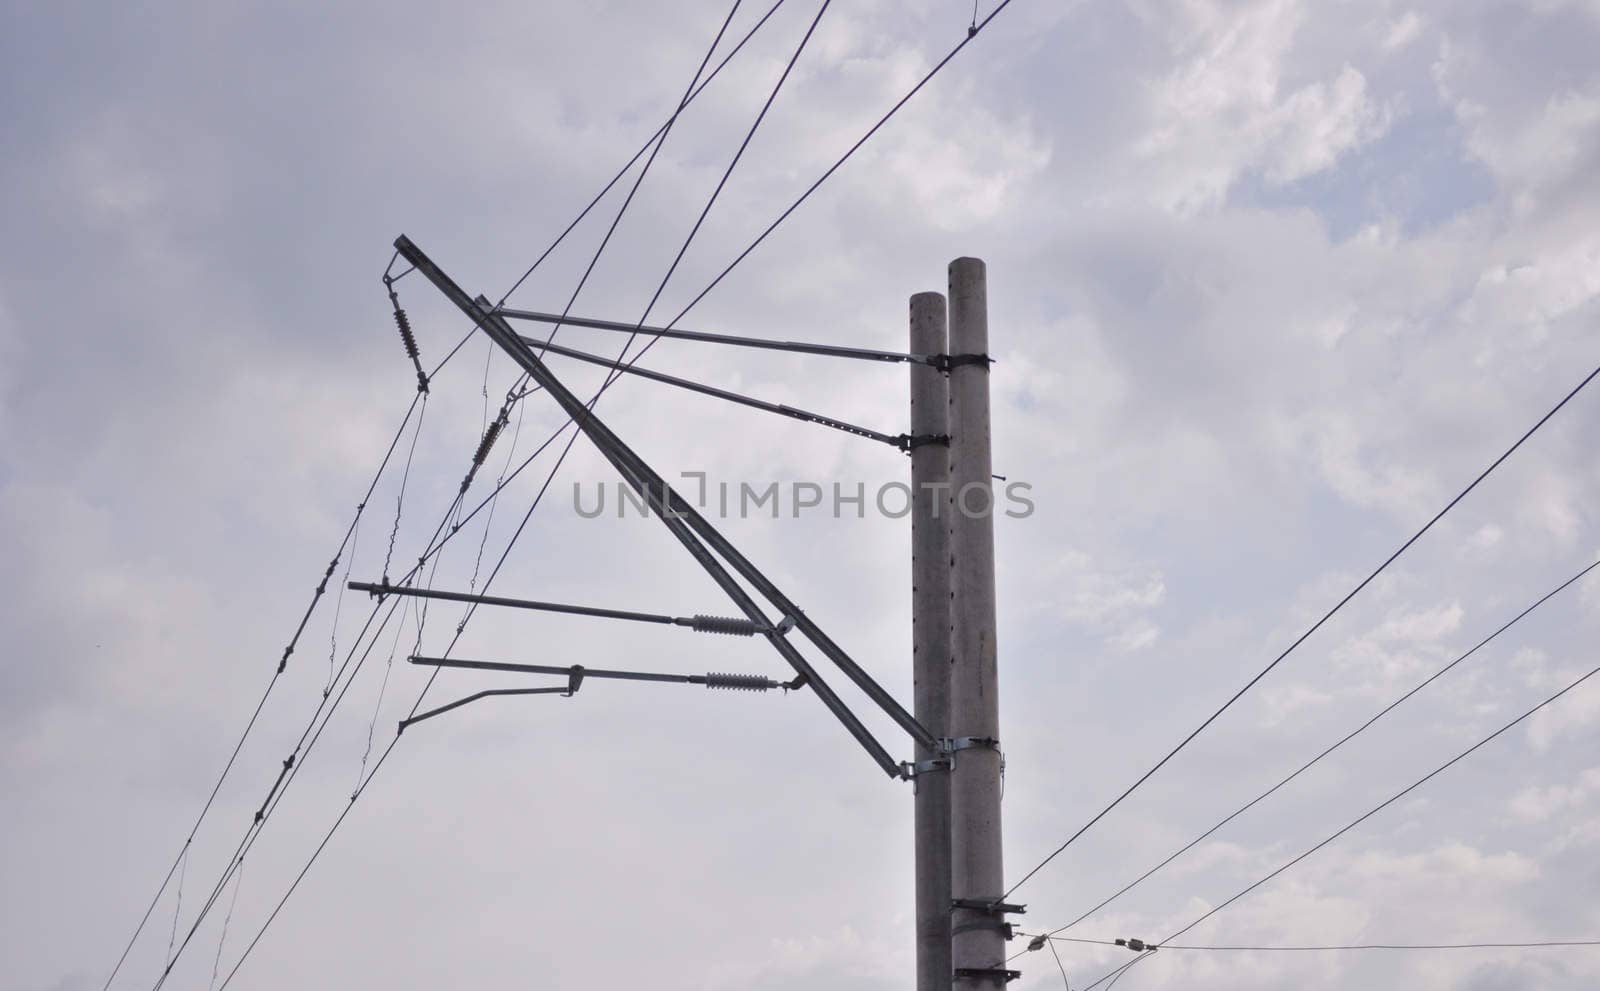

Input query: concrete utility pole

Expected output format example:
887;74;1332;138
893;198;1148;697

909;291;953;991
947;257;1011;989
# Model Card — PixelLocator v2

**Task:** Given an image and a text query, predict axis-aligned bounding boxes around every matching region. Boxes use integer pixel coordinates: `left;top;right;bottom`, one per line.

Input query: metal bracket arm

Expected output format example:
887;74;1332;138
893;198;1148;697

393;234;936;779
397;686;572;734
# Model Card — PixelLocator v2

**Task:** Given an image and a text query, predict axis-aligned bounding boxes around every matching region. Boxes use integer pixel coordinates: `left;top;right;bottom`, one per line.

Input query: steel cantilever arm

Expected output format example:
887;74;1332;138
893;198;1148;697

398;685;574;733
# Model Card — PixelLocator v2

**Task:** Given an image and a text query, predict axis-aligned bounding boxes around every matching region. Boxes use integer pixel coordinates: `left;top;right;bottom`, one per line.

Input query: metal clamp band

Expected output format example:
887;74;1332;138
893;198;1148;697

953;920;1016;939
933;353;994;373
943;736;1000;754
895;432;951;452
952;897;1026;915
954;967;1021;983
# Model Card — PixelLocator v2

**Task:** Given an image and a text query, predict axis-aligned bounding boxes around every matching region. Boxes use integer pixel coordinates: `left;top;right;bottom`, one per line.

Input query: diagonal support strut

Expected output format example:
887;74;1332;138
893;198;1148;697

394;234;934;777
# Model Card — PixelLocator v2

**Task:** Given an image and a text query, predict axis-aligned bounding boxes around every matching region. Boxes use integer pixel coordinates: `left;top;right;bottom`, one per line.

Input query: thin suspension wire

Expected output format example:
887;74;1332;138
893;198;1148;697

451;0;841;655
177;5;754;981
412;0;840;700
470;395;525;592
497;0;788;306
326;513;363;697
1155;653;1600;948
1101;952;1151;991
1079;954;1150;991
382;394;429;582
218;386;588;991
162;845;188;979
404;0;772;711
149;415;575;988
356;598;411;794
1005;361;1600;900
1164;939;1600;951
400;0;789;408
99;383;429;991
578;0;1017;407
1046;555;1600;937
598;0;833;391
151;589;415;991
1031;933;1600;951
149;394;561;988
1064;914;1600;984
111;14;1009;970
208;4;1022;983
1046;938;1072;989
528;0;743;364
206;863;244;991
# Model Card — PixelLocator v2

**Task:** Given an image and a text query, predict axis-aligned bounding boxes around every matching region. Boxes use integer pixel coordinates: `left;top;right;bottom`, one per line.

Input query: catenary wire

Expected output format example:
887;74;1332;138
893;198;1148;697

150;410;573;989
469;394;526;592
1033;934;1600;952
98;384;428;991
1049;638;1600;991
204;4;1021;983
205;864;243;991
382;0;830;739
1004;361;1600;901
175;5;749;983
595;0;833;391
497;0;788;307
403;0;789;409
325;512;362;697
565;0;1018;399
124;0;766;972
526;0;742;366
161;846;187;977
382;395;428;582
1041;555;1600;937
1155;653;1600;947
1046;937;1072;988
1079;953;1151;991
1068;932;1600;987
1170;939;1600;951
1101;951;1152;990
216;355;595;991
151;375;563;986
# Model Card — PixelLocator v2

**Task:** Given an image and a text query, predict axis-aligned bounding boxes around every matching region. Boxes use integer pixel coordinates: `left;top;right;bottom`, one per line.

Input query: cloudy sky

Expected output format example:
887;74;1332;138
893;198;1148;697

3;0;1599;989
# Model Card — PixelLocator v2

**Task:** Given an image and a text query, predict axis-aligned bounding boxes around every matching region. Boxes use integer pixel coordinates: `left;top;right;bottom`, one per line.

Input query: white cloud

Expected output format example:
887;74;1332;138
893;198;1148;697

1046;550;1167;655
1383;11;1425;52
1111;618;1163;651
7;2;1600;989
1527;676;1600;751
1132;0;1394;211
1508;767;1600;823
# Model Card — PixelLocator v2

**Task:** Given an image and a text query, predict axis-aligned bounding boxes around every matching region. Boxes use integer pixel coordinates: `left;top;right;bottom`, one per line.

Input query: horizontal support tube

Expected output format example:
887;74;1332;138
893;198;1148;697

396;234;921;776
516;321;904;448
352;579;675;626
497;304;933;366
409;656;789;692
353;581;768;636
412;656;692;684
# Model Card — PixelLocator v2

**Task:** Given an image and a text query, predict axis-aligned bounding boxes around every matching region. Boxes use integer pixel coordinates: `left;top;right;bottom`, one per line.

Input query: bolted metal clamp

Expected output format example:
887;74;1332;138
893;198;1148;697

900;755;952;779
952;897;1026;916
894;432;951;453
945;735;1000;754
899;736;1001;780
933;352;994;374
953;967;1022;984
953;919;1016;939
